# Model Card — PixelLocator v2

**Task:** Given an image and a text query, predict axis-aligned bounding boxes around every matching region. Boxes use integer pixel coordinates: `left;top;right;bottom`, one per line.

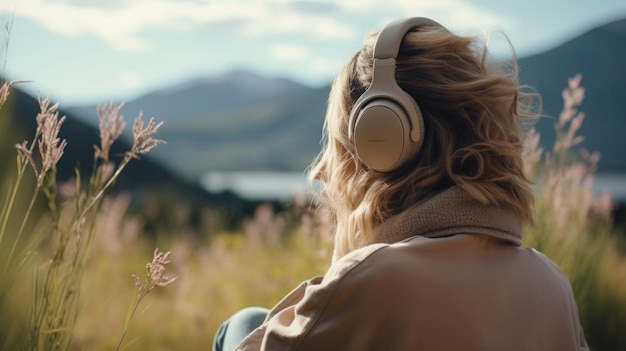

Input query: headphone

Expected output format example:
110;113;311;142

348;17;445;172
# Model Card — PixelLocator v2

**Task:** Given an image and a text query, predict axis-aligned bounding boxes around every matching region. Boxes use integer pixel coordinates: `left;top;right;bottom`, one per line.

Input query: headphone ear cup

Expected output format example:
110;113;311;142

353;99;420;172
348;18;437;172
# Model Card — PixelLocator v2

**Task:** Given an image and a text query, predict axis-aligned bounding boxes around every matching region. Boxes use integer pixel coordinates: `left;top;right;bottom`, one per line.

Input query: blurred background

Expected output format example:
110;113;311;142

2;0;626;201
1;1;626;350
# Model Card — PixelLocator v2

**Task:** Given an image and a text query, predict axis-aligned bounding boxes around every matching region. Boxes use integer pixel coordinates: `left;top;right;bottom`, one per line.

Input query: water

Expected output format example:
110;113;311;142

201;171;626;202
201;171;314;200
594;173;626;201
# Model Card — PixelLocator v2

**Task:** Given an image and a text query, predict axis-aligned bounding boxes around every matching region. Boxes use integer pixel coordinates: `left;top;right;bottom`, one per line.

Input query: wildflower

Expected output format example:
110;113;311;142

119;248;176;351
146;248;177;288
35;95;67;185
131;248;177;295
95;102;126;161
533;74;613;230
12;95;67;187
554;74;585;152
127;113;166;159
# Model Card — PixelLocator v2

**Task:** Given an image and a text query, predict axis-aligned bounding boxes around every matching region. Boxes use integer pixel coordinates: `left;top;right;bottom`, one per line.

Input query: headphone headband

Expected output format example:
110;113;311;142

373;17;445;59
347;17;446;172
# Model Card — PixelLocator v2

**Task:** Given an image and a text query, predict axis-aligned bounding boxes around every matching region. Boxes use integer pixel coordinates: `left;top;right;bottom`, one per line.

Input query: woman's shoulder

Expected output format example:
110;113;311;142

329;233;575;298
323;235;463;296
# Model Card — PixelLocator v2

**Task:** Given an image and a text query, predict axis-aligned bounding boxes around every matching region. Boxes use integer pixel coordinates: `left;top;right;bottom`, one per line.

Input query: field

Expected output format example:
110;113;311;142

1;76;626;351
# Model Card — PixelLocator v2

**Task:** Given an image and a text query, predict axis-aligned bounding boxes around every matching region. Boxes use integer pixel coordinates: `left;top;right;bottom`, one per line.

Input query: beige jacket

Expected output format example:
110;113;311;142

237;187;589;351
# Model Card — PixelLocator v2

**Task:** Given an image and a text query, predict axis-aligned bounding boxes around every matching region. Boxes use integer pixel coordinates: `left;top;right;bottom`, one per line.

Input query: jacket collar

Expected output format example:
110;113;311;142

366;186;523;247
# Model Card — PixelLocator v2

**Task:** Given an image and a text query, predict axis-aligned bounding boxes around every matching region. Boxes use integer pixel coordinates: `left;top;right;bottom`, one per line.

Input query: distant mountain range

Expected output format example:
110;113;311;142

67;71;329;178
59;17;626;179
0;85;281;228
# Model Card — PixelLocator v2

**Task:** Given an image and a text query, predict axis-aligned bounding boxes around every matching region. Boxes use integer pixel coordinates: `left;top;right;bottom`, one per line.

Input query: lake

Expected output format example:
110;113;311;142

201;171;626;203
201;171;314;200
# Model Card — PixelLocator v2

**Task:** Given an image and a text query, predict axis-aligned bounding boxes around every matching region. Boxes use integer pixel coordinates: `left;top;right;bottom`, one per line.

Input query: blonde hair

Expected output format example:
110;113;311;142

308;24;540;260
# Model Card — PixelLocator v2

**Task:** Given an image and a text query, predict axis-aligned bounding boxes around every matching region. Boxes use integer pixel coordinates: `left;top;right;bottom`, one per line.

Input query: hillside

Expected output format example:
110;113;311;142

67;17;626;178
0;85;279;229
67;71;328;177
518;18;626;171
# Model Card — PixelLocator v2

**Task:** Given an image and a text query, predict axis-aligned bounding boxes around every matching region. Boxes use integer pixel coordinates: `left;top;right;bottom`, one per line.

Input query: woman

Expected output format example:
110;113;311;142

213;17;588;351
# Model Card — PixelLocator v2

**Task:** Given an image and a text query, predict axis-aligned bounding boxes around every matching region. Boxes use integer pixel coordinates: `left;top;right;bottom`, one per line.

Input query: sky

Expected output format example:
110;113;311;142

1;0;626;106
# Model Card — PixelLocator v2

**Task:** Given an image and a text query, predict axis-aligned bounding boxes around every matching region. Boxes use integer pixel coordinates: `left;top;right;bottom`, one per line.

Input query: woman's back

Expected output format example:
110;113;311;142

300;235;587;350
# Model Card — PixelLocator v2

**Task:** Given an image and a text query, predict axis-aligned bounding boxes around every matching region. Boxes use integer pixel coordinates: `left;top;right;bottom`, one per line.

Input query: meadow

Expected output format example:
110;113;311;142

1;74;625;351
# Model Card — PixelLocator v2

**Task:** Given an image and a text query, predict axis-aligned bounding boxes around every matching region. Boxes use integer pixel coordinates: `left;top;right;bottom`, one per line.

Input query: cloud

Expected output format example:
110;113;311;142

119;70;141;89
269;44;311;61
1;0;514;52
289;1;339;15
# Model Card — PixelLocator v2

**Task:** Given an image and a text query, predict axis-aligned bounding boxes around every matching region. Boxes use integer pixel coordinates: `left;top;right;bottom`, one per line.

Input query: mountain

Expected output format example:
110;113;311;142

67;18;626;178
69;70;313;125
518;18;626;171
67;70;329;177
0;84;282;230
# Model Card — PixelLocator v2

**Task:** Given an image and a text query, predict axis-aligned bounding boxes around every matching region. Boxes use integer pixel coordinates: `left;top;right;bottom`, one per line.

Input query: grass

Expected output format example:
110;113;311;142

0;74;625;350
0;85;167;350
523;74;626;350
69;226;331;350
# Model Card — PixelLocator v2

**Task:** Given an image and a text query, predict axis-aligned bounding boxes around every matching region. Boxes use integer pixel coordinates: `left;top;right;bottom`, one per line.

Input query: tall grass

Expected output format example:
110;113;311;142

0;74;625;350
523;74;626;350
69;199;332;350
0;83;167;350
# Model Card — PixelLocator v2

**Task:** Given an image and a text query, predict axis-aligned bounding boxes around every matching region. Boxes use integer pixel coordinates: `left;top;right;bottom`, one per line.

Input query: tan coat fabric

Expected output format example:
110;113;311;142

237;187;589;351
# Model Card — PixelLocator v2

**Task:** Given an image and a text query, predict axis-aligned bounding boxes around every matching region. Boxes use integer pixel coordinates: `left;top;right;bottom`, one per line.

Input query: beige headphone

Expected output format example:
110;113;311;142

348;17;445;172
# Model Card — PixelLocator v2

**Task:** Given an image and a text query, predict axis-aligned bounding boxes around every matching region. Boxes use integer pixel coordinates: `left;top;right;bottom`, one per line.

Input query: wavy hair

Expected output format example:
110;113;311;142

308;22;541;261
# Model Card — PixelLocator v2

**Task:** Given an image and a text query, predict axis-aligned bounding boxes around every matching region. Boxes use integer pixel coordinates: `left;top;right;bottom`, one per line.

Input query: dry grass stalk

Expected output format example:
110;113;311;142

524;74;612;229
35;95;67;185
128;113;165;159
2;93;69;294
2;98;167;350
143;248;178;289
117;249;176;351
522;75;626;350
0;80;12;106
95;102;126;161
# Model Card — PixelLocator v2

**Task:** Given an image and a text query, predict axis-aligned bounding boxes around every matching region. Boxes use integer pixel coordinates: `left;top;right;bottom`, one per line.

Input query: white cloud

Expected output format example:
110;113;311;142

308;56;346;77
1;0;357;52
342;0;514;31
1;0;515;52
119;70;141;89
240;13;356;40
269;44;310;61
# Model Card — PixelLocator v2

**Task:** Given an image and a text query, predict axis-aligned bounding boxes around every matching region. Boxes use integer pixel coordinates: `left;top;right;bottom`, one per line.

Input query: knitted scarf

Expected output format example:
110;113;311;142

366;186;523;247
